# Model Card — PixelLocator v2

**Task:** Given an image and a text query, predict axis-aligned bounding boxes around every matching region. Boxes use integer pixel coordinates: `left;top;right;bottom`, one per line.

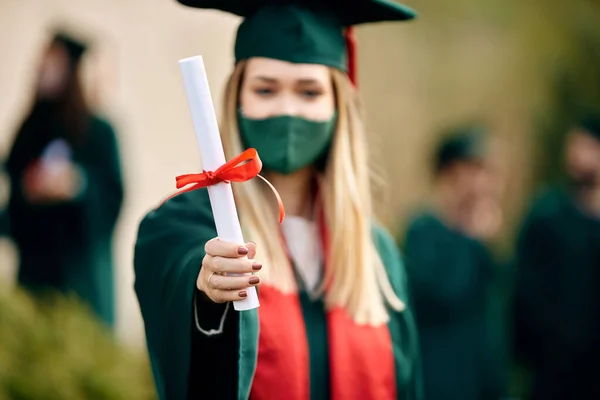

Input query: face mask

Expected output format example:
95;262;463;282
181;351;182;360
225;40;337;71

238;110;337;175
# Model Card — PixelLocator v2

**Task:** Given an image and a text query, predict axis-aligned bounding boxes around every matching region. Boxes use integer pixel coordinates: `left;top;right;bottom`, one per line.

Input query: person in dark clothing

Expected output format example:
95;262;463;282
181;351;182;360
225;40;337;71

514;112;600;400
4;30;124;328
402;125;506;400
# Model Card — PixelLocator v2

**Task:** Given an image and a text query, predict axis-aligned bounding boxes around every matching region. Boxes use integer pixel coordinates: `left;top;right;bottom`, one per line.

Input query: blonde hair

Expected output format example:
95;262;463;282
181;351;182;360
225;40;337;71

220;61;404;325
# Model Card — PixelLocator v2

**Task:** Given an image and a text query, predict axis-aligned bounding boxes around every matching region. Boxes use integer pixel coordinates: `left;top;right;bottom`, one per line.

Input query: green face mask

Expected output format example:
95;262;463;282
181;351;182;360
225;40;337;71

238;110;337;175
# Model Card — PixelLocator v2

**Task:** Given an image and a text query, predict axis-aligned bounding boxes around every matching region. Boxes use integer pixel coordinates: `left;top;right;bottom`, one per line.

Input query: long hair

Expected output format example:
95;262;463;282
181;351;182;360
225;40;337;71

55;61;90;145
24;39;91;147
220;61;404;325
49;38;91;145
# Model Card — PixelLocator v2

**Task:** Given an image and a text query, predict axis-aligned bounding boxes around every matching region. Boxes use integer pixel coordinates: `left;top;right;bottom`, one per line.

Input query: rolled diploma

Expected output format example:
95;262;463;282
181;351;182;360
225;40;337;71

179;55;259;311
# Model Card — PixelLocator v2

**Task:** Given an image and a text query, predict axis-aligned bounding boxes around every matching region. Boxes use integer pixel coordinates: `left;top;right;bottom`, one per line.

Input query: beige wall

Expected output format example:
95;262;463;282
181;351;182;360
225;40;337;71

0;0;244;347
0;0;541;347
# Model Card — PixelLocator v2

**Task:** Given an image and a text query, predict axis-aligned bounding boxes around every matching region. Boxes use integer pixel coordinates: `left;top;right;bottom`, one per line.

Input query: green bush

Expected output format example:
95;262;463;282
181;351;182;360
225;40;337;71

0;287;156;400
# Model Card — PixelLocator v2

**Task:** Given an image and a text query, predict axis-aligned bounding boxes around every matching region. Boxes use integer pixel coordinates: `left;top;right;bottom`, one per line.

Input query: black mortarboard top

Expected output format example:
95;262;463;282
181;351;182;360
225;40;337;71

51;30;88;65
175;0;417;83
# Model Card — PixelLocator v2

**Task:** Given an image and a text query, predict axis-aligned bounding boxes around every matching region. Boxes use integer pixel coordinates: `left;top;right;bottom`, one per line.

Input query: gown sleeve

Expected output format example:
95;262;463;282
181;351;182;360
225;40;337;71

134;189;250;400
72;118;124;237
5;119;39;241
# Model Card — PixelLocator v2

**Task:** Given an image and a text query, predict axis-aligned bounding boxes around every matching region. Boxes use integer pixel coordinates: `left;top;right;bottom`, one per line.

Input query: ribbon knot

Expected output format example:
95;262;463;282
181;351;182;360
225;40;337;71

160;148;285;223
203;170;217;182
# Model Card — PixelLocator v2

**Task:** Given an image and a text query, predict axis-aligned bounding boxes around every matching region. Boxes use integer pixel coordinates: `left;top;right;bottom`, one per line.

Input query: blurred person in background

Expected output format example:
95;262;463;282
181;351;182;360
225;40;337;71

401;126;506;400
4;30;124;329
513;112;600;400
134;0;423;399
0;210;7;236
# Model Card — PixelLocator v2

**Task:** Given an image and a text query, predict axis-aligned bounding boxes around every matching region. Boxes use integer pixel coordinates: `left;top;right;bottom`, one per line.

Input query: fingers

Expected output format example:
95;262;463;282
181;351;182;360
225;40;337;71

208;273;260;291
204;238;249;258
204;255;262;274
204;238;258;259
199;237;262;304
203;238;261;274
200;272;260;303
210;288;250;303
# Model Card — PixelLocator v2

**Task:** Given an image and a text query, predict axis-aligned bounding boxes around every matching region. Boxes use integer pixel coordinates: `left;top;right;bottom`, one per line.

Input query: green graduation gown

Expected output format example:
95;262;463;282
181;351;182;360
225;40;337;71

514;187;600;399
402;212;502;400
134;188;422;400
5;114;124;328
0;210;8;237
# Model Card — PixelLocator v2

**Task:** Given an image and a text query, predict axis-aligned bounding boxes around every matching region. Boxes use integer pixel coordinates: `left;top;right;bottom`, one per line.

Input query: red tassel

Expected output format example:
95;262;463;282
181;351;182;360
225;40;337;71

345;26;358;87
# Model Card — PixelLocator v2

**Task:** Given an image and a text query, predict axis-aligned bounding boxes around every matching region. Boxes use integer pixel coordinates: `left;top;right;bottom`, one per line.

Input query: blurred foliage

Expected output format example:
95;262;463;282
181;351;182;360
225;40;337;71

0;287;156;400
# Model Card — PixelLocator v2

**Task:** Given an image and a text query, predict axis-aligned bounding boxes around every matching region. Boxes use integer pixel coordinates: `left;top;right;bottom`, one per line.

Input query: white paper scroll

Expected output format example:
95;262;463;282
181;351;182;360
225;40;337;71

179;55;259;311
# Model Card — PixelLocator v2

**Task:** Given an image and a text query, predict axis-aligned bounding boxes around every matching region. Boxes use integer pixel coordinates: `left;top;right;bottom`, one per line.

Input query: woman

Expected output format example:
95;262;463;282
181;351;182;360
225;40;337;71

134;1;421;399
5;31;124;328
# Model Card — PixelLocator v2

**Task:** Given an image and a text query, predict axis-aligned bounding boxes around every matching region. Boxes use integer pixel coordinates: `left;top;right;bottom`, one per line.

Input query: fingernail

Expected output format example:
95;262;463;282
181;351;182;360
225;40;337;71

249;276;260;285
252;262;262;271
238;290;247;298
238;246;248;255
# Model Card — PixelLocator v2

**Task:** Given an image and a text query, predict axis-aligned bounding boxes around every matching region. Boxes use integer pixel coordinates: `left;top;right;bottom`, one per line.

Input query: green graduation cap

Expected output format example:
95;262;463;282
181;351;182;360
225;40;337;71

176;0;417;84
434;125;489;172
578;111;600;141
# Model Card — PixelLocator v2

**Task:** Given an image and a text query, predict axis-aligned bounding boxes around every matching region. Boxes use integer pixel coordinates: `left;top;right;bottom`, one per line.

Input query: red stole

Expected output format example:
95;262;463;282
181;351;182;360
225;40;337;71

249;213;396;399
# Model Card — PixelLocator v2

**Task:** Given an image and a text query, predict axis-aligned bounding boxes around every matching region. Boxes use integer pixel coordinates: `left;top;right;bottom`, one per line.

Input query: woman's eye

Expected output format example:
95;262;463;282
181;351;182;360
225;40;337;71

302;90;322;98
254;88;274;96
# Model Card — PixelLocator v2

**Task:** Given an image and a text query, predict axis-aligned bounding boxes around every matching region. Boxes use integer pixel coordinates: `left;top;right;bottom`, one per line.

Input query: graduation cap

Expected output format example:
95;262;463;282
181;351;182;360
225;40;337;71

435;125;489;172
176;0;417;85
51;31;88;65
578;111;600;141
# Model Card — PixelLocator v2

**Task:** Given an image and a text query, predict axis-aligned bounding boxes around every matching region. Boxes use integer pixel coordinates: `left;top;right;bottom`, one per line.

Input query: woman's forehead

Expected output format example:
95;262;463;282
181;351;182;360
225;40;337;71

244;57;330;83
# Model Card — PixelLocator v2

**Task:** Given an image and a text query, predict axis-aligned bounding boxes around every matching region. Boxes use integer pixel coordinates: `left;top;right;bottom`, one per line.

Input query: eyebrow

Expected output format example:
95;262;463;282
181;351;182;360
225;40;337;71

251;76;322;85
253;76;277;83
297;79;321;85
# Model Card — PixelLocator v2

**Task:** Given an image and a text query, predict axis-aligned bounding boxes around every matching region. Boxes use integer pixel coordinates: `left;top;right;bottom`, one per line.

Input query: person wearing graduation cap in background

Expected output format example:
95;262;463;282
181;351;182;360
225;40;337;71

513;112;600;400
134;1;422;399
400;125;506;400
4;30;124;328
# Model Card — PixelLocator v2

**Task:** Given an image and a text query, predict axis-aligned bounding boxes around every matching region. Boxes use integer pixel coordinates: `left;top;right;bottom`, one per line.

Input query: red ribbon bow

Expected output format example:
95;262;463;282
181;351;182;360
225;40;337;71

161;148;285;223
